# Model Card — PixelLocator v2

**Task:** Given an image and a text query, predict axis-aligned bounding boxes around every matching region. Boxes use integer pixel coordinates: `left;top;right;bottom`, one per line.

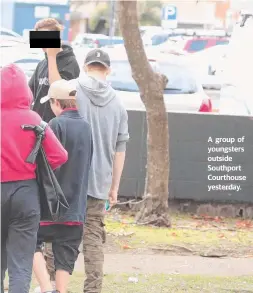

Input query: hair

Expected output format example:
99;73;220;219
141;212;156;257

35;18;63;31
86;62;108;72
50;90;77;109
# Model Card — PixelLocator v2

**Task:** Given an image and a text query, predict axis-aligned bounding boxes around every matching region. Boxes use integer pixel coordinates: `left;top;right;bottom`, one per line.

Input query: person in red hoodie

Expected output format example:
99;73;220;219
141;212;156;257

1;64;68;293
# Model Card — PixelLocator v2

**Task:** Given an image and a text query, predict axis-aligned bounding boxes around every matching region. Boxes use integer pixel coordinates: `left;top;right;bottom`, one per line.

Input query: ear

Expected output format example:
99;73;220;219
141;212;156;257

55;99;61;107
106;68;111;76
83;65;88;73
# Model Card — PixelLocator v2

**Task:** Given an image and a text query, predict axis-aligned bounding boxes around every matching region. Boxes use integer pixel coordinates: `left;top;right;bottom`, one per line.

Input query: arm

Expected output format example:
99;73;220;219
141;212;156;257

42;124;68;170
109;108;129;204
110;152;126;193
48;55;62;85
47;49;80;84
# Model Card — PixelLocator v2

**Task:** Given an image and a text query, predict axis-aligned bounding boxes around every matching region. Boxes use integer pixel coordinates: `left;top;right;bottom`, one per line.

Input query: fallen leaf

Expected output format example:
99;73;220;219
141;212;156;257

236;220;253;229
122;244;132;249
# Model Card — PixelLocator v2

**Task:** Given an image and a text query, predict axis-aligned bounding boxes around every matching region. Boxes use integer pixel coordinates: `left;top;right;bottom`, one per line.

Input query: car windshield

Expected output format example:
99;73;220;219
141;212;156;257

108;60;198;94
188;40;208;52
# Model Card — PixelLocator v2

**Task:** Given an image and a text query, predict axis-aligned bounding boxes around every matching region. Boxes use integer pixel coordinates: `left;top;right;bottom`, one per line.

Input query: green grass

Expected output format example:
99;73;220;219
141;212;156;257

56;273;253;293
5;273;253;293
105;214;253;253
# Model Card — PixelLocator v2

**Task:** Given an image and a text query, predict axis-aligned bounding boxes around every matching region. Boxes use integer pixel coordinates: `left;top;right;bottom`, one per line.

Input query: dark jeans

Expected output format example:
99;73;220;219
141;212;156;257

1;179;40;293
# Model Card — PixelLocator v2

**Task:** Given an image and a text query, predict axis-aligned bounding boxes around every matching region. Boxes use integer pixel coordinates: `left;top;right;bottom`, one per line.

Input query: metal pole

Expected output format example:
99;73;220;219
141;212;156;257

109;0;116;45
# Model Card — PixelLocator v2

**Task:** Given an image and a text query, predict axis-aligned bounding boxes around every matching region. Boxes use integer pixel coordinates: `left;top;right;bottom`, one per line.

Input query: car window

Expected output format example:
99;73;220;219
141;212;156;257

108;60;198;94
152;34;168;46
0;31;15;36
216;40;229;46
83;38;93;45
188;40;208;52
14;59;41;63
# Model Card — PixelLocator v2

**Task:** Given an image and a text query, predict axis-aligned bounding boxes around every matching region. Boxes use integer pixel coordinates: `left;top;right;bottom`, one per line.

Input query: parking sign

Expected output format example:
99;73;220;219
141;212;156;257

162;5;178;29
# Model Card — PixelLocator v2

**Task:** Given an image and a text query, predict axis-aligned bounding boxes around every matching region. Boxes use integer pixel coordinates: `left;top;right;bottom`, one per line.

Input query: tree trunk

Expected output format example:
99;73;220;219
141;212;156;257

118;0;170;227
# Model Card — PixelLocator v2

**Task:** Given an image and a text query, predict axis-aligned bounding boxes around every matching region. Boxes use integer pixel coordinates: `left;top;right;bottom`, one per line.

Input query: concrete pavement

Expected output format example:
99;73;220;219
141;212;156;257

75;253;253;277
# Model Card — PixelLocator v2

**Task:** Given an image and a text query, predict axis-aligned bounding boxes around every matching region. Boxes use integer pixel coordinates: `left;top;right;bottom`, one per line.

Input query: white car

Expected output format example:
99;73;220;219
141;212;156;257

107;59;212;113
0;27;22;38
185;45;227;90
72;33;108;48
154;39;188;56
142;30;172;46
0;28;26;45
219;11;253;116
13;54;43;80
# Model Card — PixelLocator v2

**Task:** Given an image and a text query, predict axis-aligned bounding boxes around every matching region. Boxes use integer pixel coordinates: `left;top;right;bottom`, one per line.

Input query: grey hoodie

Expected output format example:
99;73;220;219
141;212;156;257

75;75;129;200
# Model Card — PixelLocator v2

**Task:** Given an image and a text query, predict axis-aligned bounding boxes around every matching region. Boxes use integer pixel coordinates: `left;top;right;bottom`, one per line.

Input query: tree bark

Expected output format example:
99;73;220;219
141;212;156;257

118;0;170;227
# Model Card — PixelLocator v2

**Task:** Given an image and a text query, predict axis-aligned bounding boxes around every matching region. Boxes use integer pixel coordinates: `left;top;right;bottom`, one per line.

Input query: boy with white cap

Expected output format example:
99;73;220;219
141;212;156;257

33;79;93;293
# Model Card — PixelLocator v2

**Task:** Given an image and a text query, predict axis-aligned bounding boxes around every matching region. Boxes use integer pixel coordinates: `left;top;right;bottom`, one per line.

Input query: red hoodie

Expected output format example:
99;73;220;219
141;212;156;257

1;64;68;182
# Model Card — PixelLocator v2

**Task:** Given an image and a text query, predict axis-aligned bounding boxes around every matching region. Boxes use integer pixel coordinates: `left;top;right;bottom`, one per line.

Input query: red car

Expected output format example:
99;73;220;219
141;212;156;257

184;37;229;53
199;98;212;112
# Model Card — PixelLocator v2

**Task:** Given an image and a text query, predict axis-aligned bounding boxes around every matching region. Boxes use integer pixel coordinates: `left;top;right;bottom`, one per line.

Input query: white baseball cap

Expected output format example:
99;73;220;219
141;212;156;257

40;79;76;104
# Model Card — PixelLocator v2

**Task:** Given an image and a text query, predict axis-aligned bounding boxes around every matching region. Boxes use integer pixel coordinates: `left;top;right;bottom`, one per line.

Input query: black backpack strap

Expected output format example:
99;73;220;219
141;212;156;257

21;120;48;164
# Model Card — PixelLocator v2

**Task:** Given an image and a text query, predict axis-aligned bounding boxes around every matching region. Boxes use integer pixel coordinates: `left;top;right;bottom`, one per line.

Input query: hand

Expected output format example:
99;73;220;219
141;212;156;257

46;47;61;57
108;189;118;207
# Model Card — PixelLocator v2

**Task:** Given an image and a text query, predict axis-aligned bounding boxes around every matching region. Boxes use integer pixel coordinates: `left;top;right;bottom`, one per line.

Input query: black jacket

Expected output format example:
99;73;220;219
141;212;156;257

29;45;80;122
49;109;93;222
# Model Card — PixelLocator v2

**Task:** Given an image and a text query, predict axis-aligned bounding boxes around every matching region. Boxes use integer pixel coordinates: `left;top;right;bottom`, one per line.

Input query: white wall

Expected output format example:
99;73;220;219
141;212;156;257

1;0;15;29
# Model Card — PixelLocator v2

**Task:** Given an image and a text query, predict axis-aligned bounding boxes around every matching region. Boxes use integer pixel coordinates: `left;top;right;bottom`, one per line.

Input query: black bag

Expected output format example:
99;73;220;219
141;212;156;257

22;121;69;221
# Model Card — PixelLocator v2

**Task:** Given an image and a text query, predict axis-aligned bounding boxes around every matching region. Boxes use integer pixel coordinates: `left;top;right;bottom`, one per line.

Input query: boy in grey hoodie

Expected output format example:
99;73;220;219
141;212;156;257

44;49;129;293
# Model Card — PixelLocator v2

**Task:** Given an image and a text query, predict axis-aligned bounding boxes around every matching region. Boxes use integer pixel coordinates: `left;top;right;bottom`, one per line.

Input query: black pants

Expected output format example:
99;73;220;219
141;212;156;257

1;179;40;293
36;225;83;275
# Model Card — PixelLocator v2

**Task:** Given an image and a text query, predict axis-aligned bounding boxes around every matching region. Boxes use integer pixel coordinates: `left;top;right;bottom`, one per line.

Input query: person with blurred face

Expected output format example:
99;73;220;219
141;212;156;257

42;49;129;293
29;18;80;122
33;80;93;293
1;64;68;293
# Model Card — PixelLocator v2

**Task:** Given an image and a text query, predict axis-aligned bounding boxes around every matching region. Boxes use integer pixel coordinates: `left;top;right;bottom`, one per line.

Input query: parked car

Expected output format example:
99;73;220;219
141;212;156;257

72;33;124;48
219;10;253;116
107;58;212;113
13;54;43;80
185;45;227;89
183;37;229;53
142;30;187;46
0;27;22;38
155;39;188;56
0;35;27;46
0;41;31;69
139;26;162;36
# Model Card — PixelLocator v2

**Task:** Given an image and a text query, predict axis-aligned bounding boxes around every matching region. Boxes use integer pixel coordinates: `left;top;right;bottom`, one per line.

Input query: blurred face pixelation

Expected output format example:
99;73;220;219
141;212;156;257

35;19;62;52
